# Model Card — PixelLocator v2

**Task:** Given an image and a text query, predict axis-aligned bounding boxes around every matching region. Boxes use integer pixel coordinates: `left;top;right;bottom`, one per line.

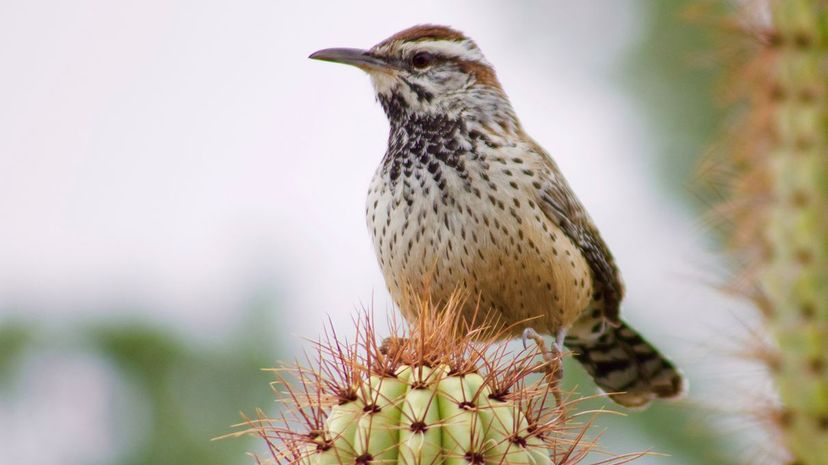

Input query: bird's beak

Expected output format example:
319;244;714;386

309;48;393;72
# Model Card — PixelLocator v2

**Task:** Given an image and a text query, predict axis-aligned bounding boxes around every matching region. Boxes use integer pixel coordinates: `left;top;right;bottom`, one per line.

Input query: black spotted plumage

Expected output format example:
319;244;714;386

378;93;470;191
314;23;685;408
534;151;624;323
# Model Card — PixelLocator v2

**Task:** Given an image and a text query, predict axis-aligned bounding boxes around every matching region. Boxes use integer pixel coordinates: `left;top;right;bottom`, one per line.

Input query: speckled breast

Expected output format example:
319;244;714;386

366;138;593;338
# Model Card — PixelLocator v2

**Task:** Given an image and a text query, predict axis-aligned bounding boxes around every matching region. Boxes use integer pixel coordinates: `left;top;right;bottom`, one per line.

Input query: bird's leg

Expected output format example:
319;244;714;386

551;327;567;383
522;327;566;409
551;328;568;414
522;328;553;370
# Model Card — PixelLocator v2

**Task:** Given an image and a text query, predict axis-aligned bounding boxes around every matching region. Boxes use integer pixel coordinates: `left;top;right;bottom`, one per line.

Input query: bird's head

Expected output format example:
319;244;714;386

310;25;516;127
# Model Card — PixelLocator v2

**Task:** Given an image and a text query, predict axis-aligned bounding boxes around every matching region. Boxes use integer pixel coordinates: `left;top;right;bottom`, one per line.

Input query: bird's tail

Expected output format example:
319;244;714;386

565;320;685;408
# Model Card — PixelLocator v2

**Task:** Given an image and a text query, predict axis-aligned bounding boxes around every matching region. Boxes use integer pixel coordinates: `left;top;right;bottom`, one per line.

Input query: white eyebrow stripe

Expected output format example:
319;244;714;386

397;39;488;64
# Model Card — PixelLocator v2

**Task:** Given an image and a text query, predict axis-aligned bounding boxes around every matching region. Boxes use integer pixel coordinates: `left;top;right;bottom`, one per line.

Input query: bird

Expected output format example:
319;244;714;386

309;25;685;408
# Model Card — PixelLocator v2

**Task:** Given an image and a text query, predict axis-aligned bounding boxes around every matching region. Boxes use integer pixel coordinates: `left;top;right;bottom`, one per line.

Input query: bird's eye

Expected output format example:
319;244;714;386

411;52;434;69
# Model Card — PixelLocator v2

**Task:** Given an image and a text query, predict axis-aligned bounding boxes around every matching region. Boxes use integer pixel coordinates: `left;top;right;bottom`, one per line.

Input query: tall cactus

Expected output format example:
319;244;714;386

765;2;828;463
705;1;828;463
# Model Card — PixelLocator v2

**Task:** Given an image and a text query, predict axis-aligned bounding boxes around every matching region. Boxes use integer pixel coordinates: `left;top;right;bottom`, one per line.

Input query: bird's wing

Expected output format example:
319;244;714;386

531;143;624;323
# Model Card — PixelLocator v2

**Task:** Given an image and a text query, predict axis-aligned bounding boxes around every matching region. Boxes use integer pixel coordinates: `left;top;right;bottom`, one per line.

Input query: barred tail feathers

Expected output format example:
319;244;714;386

565;320;685;408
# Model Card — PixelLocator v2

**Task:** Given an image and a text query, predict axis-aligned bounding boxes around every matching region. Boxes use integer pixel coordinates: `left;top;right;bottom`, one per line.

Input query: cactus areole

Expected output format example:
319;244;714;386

238;297;616;465
304;365;551;465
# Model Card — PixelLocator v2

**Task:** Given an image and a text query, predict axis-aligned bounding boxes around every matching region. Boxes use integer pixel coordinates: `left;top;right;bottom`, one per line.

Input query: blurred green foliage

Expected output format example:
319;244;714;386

89;321;275;465
614;1;734;463
563;359;736;464
0;322;33;385
601;1;735;463
0;298;280;465
91;324;274;465
104;293;282;465
623;0;724;207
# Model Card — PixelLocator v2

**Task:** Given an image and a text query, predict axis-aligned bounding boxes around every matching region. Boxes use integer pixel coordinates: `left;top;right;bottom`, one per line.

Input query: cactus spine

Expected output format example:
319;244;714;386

709;1;828;463
304;366;550;465
239;296;624;465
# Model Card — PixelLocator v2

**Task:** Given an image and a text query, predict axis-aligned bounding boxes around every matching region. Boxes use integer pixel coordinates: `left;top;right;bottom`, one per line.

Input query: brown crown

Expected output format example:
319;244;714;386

376;24;468;47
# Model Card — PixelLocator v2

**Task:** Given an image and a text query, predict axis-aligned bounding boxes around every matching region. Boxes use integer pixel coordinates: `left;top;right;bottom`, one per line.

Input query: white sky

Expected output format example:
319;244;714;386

0;1;758;464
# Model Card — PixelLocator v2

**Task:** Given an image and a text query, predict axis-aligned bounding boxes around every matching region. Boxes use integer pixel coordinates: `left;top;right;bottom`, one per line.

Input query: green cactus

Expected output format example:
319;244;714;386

764;2;828;463
239;296;629;465
303;365;550;465
705;1;828;463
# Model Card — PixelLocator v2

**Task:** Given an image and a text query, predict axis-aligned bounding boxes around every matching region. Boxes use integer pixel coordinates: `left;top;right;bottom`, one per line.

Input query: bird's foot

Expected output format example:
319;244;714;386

522;328;565;410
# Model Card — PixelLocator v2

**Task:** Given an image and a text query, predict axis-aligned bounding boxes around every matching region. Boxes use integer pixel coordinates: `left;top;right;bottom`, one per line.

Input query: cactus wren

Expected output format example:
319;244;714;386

310;25;685;407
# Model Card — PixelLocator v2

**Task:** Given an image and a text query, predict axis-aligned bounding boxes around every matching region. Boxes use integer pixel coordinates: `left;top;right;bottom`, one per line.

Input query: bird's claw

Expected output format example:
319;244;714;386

522;327;539;349
521;327;568;413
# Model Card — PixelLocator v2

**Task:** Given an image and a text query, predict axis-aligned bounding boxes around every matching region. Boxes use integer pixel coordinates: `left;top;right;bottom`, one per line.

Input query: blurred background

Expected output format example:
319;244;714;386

0;1;762;464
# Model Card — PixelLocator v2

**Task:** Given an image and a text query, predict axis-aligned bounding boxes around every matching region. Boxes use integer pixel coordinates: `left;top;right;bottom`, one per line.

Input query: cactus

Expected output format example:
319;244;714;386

236;294;636;465
703;1;828;463
301;365;551;465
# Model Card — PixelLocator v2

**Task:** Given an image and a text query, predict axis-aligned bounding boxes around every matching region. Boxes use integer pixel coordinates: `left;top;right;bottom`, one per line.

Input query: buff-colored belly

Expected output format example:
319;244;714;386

368;178;593;338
